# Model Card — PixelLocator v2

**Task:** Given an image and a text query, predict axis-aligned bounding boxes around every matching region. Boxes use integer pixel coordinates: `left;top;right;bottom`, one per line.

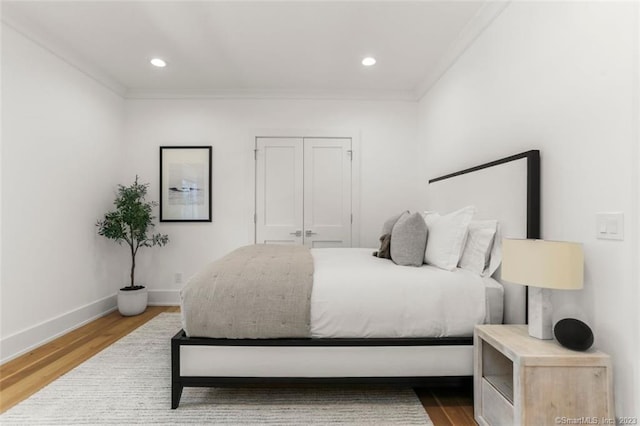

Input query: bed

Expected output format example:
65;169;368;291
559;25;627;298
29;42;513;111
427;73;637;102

171;150;540;409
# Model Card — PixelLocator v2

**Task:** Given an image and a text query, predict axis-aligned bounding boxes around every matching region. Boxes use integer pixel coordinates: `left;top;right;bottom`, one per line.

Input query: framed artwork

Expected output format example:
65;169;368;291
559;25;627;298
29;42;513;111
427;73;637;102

160;146;212;222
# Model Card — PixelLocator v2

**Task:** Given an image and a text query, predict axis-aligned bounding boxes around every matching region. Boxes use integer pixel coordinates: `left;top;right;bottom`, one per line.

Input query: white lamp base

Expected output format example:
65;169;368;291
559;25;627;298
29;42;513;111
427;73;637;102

528;287;553;339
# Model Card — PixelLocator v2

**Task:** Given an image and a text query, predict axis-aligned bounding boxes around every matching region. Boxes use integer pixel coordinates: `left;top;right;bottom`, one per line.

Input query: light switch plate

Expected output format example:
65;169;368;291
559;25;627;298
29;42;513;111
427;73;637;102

596;212;624;240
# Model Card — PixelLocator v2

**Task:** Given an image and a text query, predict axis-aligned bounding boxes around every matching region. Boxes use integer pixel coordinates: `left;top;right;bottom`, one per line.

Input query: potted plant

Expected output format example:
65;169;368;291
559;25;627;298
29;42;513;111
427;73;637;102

97;176;169;316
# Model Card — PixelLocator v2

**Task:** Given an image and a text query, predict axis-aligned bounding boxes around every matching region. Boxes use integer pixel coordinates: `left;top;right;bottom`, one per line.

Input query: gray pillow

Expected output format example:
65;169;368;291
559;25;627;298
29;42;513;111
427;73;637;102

381;210;409;235
390;212;428;267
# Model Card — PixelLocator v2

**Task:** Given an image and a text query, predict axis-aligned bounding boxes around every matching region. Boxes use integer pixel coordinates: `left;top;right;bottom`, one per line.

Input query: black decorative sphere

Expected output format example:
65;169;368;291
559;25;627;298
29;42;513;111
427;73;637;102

554;318;594;351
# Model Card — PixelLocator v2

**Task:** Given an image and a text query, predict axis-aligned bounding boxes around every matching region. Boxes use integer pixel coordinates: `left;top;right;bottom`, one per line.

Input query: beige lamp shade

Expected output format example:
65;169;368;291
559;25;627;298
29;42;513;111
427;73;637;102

502;239;584;290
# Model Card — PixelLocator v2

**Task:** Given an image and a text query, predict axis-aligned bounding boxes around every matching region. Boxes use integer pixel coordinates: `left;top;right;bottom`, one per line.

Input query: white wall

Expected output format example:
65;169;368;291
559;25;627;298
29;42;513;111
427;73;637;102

0;24;126;361
123;98;419;301
635;2;640;413
417;1;639;416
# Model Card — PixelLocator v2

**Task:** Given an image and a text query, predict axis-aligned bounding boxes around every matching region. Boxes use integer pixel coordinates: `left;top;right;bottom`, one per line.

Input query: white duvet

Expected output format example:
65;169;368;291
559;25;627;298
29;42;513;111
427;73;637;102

310;248;502;338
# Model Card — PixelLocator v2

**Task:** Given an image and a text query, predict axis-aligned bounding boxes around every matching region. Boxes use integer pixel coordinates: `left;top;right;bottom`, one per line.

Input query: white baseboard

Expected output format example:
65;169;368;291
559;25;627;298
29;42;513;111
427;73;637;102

0;294;117;364
148;289;180;306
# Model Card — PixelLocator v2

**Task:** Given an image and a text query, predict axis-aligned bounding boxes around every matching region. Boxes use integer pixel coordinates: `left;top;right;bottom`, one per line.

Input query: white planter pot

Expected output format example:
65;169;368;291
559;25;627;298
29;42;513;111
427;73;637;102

117;286;148;316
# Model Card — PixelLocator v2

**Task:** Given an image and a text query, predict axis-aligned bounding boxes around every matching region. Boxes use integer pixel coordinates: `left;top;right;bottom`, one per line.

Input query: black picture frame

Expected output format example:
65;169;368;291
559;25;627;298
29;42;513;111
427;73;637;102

160;146;212;222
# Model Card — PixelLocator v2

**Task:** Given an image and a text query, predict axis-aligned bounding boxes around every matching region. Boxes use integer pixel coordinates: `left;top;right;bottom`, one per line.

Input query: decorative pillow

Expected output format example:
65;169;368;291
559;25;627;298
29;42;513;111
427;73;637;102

381;210;409;235
458;220;498;275
390;212;428;267
372;233;392;259
372;211;408;258
422;206;476;271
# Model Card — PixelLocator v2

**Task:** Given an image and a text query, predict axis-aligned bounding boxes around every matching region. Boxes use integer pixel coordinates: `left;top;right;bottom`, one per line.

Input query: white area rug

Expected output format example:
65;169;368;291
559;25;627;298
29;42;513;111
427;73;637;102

1;313;433;425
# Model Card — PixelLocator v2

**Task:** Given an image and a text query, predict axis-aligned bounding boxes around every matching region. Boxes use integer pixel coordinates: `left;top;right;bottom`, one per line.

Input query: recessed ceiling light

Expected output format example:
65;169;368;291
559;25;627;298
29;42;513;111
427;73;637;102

150;58;167;68
362;57;376;67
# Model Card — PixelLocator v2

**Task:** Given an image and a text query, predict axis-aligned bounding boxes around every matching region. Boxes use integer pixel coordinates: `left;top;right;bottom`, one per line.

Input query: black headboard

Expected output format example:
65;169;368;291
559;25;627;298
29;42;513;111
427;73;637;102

427;150;540;324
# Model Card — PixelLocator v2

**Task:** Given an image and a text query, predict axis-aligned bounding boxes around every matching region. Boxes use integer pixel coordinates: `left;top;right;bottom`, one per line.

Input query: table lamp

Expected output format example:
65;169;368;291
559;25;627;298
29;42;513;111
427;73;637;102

501;239;584;339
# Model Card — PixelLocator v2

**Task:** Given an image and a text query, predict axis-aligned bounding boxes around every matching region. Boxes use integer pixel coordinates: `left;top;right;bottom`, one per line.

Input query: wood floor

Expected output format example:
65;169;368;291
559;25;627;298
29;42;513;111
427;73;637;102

0;306;476;425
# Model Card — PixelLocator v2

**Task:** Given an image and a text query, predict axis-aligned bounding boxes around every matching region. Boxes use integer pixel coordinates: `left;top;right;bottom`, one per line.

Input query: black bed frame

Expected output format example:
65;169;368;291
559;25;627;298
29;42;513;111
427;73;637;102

171;149;541;409
171;332;473;408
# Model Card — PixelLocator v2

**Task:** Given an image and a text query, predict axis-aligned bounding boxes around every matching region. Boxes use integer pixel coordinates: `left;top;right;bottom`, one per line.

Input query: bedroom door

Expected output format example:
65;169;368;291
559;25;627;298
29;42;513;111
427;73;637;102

255;137;352;247
255;138;304;245
302;138;352;248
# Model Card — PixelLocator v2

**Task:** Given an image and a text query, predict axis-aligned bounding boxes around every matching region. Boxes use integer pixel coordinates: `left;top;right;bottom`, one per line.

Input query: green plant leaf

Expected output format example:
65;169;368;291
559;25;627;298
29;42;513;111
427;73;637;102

96;176;169;286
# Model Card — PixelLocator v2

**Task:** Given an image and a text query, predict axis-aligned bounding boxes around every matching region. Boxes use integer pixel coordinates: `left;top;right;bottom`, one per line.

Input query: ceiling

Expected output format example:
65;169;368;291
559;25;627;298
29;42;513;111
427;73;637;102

2;1;504;100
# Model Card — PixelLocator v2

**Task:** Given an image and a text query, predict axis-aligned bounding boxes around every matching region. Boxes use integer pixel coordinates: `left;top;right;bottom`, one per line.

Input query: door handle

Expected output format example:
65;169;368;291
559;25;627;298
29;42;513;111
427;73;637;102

290;230;302;237
305;230;317;236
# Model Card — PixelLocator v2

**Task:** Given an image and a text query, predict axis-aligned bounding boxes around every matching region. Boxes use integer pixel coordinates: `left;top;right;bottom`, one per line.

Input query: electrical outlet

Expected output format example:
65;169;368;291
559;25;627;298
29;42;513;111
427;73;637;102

175;272;183;284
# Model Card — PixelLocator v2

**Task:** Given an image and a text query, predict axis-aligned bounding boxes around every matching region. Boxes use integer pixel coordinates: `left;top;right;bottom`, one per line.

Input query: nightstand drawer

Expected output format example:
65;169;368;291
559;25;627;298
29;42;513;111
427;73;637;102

480;378;514;425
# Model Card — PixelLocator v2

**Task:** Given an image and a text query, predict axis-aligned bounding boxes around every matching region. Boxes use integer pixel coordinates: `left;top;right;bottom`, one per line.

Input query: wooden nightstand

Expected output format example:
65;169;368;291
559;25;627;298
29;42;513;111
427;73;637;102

474;324;614;425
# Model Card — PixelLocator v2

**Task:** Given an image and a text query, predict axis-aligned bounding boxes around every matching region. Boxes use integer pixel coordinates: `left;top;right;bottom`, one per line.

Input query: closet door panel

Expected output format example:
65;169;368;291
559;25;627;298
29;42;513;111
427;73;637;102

303;138;352;248
255;138;303;244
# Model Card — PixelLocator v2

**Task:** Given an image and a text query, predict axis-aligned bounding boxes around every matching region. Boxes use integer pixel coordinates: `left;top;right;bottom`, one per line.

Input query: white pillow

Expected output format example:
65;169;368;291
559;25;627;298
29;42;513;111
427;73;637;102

422;206;476;271
486;223;503;277
458;220;498;275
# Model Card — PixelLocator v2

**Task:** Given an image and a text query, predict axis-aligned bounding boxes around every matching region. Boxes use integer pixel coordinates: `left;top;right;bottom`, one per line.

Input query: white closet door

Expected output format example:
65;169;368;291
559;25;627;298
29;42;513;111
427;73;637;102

303;138;352;248
255;138;303;244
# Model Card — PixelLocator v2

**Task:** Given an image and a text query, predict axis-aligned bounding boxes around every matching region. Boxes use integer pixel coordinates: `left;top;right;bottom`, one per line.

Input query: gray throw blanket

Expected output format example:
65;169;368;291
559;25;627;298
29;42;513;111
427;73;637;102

180;244;314;338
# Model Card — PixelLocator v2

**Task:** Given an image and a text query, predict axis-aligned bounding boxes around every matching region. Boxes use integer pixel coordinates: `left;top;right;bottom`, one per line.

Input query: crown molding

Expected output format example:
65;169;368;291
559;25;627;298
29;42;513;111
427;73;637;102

415;0;510;101
1;13;127;97
124;88;418;102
